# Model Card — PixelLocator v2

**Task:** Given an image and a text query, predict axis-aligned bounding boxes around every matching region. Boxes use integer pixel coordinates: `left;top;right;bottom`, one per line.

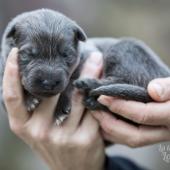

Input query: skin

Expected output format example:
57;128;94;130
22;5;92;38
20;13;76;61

4;46;170;170
93;79;170;147
3;48;105;170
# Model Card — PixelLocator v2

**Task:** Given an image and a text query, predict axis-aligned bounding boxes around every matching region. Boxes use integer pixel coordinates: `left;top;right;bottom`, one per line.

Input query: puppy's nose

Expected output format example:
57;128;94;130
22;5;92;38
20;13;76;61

42;79;60;90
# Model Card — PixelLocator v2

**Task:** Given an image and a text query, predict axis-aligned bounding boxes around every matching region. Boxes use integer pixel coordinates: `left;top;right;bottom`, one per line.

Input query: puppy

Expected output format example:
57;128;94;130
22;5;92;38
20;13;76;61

1;9;170;125
0;9;87;124
74;38;170;114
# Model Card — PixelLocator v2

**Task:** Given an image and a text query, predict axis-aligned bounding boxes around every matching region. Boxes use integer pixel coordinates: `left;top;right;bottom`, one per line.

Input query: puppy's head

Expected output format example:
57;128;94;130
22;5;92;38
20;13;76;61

2;9;86;98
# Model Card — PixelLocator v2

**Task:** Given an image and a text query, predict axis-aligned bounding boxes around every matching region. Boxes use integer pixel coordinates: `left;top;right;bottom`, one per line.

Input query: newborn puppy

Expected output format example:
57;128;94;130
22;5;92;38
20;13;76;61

0;9;87;124
1;9;170;125
75;38;170;115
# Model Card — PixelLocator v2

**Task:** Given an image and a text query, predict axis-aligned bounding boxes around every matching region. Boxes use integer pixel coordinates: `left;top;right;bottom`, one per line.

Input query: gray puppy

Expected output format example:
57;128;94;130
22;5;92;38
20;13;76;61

1;9;170;125
1;9;87;124
74;38;170;114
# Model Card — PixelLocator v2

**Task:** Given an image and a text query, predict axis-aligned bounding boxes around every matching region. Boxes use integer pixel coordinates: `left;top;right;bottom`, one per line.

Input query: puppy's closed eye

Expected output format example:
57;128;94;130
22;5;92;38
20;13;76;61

19;44;38;55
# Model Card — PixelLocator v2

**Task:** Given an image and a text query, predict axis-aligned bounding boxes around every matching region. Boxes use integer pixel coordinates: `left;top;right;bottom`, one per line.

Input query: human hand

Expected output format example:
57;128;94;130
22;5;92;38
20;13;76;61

92;78;170;147
3;48;105;170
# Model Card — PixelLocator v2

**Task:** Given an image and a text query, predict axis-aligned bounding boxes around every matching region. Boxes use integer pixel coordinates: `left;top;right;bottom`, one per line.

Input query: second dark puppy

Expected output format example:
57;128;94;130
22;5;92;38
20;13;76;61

1;9;170;125
74;38;170;113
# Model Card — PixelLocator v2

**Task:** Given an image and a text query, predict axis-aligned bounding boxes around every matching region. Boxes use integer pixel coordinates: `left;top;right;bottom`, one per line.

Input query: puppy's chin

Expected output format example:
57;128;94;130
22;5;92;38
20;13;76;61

32;91;59;98
26;88;63;98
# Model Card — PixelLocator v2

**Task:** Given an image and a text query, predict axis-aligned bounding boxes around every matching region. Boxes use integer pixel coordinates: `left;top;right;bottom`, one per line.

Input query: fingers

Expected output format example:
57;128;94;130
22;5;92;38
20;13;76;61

92;111;170;147
97;77;170;126
92;111;137;145
3;48;28;127
74;111;100;147
62;89;84;130
80;111;99;134
98;95;170;125
29;95;60;128
148;78;170;102
79;52;103;79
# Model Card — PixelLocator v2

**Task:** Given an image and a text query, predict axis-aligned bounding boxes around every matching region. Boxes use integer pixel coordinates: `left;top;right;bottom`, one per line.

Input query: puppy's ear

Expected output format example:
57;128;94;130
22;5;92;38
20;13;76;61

74;25;87;42
6;25;16;39
6;25;17;46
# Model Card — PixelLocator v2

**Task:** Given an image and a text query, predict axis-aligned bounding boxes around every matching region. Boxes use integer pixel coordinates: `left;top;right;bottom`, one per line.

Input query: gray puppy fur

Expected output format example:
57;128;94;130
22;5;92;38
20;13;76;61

75;38;170;114
1;9;170;124
0;9;87;124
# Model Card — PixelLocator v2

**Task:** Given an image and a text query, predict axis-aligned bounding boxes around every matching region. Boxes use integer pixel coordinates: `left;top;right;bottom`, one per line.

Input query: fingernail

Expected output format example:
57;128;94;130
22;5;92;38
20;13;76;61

8;48;18;62
98;96;110;106
9;48;18;56
151;83;163;98
88;52;103;66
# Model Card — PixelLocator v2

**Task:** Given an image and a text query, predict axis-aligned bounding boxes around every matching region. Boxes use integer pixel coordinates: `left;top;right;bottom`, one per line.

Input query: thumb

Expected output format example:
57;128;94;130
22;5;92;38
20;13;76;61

147;77;170;102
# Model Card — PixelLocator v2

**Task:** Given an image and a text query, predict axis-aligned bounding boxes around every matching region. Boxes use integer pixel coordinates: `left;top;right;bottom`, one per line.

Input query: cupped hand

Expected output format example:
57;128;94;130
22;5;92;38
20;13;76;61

3;48;105;170
92;78;170;147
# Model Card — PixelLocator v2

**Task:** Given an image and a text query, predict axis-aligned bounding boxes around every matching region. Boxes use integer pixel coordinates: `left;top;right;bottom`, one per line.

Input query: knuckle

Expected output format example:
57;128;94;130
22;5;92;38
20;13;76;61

3;91;19;103
76;134;93;148
126;134;142;148
100;117;113;135
9;120;23;136
102;121;113;135
133;108;149;124
136;106;150;124
134;113;146;124
58;138;68;146
28;129;49;143
50;134;68;147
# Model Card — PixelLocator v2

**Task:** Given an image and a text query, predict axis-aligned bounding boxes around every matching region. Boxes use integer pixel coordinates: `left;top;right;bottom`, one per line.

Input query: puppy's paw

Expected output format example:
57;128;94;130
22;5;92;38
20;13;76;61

73;78;98;90
63;106;71;115
84;97;98;110
54;106;71;126
84;96;108;111
26;98;40;112
73;79;90;90
55;114;68;126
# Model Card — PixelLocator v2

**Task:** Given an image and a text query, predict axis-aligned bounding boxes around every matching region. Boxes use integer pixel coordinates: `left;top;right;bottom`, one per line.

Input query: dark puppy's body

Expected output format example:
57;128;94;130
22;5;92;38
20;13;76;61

1;9;170;124
1;9;87;123
76;38;170;113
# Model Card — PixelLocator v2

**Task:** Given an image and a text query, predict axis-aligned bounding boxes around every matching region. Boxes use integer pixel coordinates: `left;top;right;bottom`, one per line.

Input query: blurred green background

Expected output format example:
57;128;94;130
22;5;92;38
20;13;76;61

0;0;170;170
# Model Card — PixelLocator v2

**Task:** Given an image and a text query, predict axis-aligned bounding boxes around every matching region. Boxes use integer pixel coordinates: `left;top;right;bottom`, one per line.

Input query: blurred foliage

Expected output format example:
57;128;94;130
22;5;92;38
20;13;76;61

0;0;170;170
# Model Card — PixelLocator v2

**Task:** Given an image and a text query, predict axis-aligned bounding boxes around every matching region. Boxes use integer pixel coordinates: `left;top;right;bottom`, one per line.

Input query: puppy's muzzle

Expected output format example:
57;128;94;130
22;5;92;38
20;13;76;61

26;68;68;97
41;79;61;91
37;70;65;91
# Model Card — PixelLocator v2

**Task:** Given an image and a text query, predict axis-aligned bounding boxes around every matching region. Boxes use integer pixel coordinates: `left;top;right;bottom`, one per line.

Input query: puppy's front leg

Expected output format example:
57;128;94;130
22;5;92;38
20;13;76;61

73;77;124;110
91;84;153;103
73;77;124;91
25;93;41;112
54;83;73;125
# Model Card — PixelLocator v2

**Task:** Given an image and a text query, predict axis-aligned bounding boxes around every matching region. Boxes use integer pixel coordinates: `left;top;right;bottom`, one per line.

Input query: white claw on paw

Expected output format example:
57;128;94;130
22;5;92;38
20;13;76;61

65;108;71;114
31;104;36;110
27;98;40;112
33;98;39;105
55;119;62;126
55;114;68;126
27;107;31;112
27;104;35;112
